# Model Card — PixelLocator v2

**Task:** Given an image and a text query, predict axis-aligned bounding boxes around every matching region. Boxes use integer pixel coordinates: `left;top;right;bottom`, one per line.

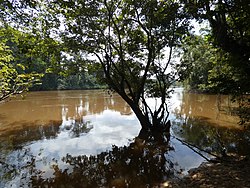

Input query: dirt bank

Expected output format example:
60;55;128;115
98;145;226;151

168;156;250;188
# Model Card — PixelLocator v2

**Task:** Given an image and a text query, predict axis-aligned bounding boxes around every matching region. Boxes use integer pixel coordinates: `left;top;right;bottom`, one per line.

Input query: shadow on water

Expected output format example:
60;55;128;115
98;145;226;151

2;120;249;187
171;88;250;158
171;116;250;157
0;120;95;187
30;137;177;187
1;89;250;187
0;122;180;187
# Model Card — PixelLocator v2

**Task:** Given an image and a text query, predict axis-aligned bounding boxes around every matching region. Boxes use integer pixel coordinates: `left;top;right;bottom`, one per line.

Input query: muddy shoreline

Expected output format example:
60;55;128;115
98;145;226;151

168;156;250;187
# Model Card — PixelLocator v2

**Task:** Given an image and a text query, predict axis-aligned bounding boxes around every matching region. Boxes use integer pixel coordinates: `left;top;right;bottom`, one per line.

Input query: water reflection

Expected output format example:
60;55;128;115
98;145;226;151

31;138;177;187
172;90;240;128
0;90;142;187
172;117;250;156
0;89;249;187
171;88;250;157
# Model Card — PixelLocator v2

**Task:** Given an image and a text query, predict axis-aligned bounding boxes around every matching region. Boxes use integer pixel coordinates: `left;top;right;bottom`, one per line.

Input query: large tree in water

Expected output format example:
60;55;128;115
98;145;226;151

2;0;189;137
48;0;189;137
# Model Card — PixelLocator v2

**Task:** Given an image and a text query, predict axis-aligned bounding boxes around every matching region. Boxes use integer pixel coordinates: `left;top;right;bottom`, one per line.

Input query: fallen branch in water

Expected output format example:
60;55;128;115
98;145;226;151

172;136;221;162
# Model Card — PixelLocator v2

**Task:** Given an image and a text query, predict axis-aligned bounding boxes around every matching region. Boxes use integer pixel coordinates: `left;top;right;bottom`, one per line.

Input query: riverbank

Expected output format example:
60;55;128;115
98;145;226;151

168;156;250;187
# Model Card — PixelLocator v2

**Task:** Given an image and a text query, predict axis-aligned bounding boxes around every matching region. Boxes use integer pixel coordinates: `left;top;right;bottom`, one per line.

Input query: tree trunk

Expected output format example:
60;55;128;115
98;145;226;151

129;103;151;131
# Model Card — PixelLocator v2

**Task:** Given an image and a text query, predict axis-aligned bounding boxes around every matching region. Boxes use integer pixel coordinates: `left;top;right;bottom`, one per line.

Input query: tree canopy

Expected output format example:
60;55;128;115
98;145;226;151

0;25;43;101
1;0;249;128
177;34;247;95
43;0;190;133
182;0;250;94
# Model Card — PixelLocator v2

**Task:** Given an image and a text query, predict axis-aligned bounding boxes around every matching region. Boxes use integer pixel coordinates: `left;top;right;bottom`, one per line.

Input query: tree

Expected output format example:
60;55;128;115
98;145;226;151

181;0;250;95
177;35;214;92
179;1;250;124
1;0;190;136
44;0;190;137
177;34;245;94
0;26;42;101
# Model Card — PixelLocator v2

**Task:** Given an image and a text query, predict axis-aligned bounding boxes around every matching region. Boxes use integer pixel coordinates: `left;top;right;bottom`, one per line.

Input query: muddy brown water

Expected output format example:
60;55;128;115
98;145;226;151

0;89;249;187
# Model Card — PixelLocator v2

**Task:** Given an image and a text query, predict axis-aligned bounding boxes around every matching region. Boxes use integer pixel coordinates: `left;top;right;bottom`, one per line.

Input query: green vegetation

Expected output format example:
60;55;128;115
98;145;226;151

177;34;245;95
178;0;250;124
180;0;250;95
0;0;249;126
0;26;42;101
0;25;105;93
46;0;190;133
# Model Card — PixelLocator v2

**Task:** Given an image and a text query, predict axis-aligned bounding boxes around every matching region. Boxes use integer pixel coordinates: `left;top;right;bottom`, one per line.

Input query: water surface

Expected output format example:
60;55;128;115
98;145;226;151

0;89;249;187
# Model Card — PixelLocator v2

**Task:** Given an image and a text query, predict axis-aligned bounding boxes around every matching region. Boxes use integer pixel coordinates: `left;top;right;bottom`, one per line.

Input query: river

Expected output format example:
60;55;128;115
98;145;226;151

0;88;249;187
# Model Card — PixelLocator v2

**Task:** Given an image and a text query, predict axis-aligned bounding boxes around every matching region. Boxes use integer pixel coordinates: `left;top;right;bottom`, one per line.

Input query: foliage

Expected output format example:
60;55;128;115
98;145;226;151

0;26;42;101
181;0;250;95
0;19;104;94
54;51;106;90
57;73;105;90
32;56;106;91
178;34;247;94
177;35;214;92
2;0;248;127
178;33;250;124
42;0;190;132
178;1;250;124
1;0;108;92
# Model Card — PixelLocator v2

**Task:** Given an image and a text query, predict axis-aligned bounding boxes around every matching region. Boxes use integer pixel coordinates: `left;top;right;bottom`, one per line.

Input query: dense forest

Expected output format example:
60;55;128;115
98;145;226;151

1;1;249;92
0;25;105;94
0;0;249;126
0;1;250;187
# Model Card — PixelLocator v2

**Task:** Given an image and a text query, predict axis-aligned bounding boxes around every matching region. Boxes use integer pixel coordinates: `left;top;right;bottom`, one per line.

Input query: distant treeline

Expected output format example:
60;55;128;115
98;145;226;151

31;73;106;91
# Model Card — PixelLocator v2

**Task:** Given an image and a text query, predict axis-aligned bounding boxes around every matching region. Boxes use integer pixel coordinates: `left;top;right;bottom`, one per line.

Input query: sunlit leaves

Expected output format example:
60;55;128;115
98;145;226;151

41;0;190;129
178;34;249;96
2;0;190;128
182;0;250;94
0;26;44;101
